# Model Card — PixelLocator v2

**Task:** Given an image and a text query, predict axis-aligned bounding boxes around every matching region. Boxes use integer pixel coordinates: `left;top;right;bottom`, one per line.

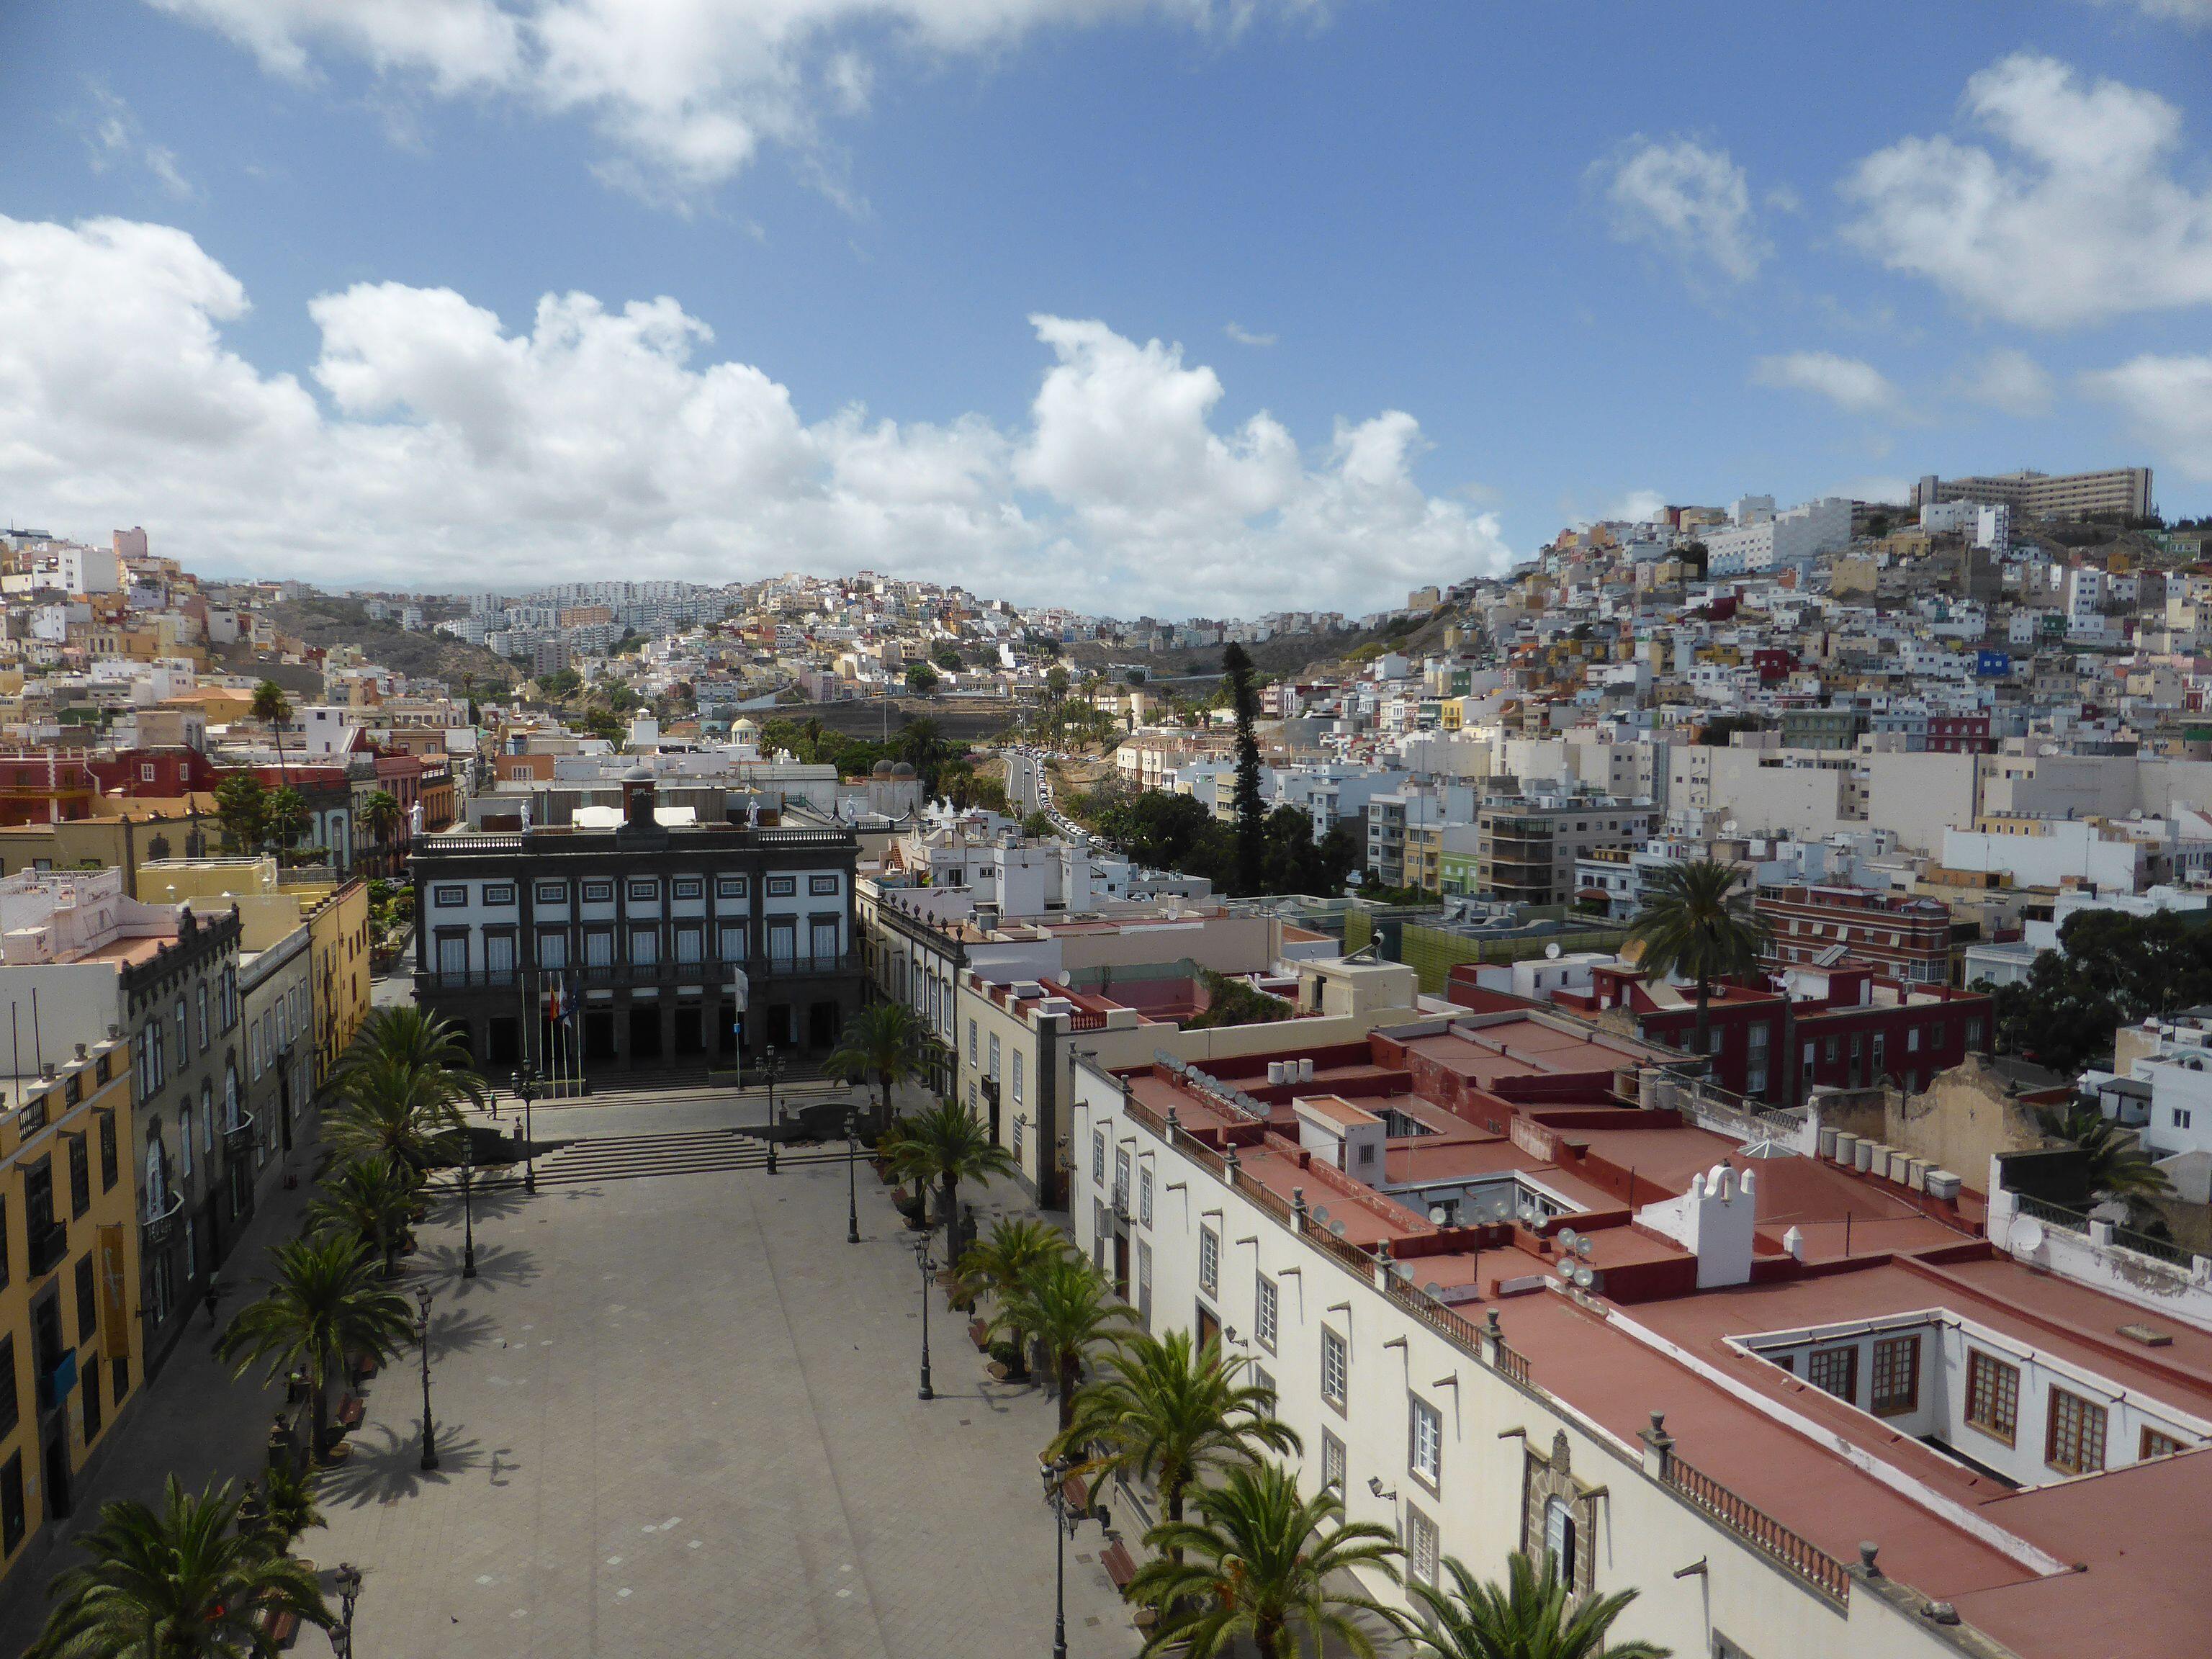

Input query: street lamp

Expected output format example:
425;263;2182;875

459;1140;477;1280
914;1238;936;1401
1043;1457;1109;1659
414;1285;439;1472
510;1069;538;1195
845;1108;860;1245
332;1562;362;1659
764;1044;783;1175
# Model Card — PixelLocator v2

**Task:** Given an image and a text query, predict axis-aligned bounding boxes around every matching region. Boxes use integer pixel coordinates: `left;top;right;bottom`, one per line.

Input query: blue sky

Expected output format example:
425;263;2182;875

1;0;2208;613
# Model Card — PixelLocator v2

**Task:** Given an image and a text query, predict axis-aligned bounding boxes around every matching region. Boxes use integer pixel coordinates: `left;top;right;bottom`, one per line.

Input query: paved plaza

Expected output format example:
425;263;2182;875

3;1087;1143;1659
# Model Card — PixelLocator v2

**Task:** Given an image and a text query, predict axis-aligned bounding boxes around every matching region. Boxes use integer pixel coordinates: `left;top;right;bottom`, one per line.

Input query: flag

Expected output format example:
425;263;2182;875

562;970;578;1025
545;977;565;1023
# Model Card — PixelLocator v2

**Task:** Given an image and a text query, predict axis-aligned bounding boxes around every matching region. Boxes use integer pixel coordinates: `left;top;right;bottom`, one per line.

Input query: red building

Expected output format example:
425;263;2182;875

0;750;99;824
1753;884;1956;985
1926;714;1995;755
90;745;224;798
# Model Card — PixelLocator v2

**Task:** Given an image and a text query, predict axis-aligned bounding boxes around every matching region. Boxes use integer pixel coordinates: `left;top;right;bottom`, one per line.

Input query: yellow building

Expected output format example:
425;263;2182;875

0;1037;140;1587
308;878;372;1088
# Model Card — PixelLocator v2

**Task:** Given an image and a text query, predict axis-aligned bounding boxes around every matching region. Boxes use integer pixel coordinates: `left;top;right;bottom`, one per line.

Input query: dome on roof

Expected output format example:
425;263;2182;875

623;763;655;782
890;760;915;778
872;760;895;778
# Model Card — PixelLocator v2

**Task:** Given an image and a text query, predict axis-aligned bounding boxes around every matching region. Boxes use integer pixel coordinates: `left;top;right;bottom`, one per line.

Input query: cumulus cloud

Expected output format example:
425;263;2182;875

0;213;1506;614
1841;53;2212;328
1952;346;2055;415
2083;354;2212;482
2070;0;2212;24
150;0;1321;192
1749;351;1902;418
1592;135;1768;285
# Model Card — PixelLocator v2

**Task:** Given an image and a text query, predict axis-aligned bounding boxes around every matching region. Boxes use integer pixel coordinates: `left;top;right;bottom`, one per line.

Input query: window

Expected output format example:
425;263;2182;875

1965;1349;2019;1444
988;1035;1001;1080
1966;1017;1984;1048
2141;1426;2187;1460
196;985;209;1051
1320;1429;1346;1492
627;878;660;903
68;1135;90;1218
1092;1128;1106;1185
538;931;570;970
2176;1107;2195;1131
1;1452;22;1557
968;1020;978;1064
109;1354;127;1408
1807;1344;1857;1403
535;881;567;904
766;876;797;897
1406;1505;1440;1588
76;1254;97;1344
179;1104;194;1179
1409;1395;1442;1487
716;925;745;963
810;874;840;896
583;881;614;902
2046;1387;2107;1475
1011;1115;1025;1164
482;884;516;905
716;876;747;899
1870;1335;1920;1416
1907;1027;1921;1053
1112;1145;1130;1208
1542;1496;1577;1587
1321;1327;1348;1409
1012;1051;1025;1108
1256;1272;1277;1351
672;878;703;900
98;1112;117;1192
1198;1226;1219;1296
1138;1164;1154;1226
1136;1240;1153;1330
0;1336;14;1440
433;885;467;907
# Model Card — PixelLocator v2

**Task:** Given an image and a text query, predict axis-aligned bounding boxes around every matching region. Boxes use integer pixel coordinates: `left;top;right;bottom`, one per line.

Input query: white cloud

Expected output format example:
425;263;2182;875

82;85;195;199
1605;489;1666;524
1223;322;1277;347
2083;353;2212;482
150;0;1322;192
2071;0;2212;25
1842;53;2212;328
1749;351;1902;418
1592;135;1768;285
1952;346;2056;415
0;213;1507;614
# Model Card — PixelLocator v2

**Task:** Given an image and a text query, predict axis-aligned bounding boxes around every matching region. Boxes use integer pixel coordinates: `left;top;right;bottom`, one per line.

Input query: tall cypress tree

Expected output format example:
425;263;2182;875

1221;643;1264;896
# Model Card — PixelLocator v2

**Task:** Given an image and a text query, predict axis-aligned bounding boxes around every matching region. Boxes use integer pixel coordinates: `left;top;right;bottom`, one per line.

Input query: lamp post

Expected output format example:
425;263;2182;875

1043;1457;1107;1659
414;1285;439;1472
332;1562;362;1659
510;1068;538;1195
845;1108;860;1245
764;1044;783;1175
914;1238;936;1401
459;1141;477;1280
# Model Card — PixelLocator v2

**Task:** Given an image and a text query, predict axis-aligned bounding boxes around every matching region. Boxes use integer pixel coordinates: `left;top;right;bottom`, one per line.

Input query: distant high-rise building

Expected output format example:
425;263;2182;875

1912;467;2152;521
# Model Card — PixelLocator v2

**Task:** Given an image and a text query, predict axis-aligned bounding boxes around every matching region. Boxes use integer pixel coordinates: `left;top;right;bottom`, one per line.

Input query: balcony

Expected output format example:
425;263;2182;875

141;1188;184;1249
27;1218;68;1278
224;1112;256;1161
415;952;862;996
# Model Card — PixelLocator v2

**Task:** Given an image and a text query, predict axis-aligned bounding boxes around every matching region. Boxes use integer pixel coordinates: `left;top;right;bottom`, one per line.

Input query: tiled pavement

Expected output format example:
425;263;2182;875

297;1133;1140;1658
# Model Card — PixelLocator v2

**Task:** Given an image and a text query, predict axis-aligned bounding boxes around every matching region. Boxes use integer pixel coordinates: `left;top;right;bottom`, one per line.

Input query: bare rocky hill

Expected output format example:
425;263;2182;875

269;597;521;691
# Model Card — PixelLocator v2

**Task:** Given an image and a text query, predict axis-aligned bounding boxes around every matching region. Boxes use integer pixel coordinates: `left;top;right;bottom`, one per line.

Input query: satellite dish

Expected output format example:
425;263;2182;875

1722;819;1740;835
1558;1228;1580;1251
1429;1205;1451;1225
1555;1258;1575;1279
1573;1264;1596;1290
1423;1282;1445;1298
1313;1204;1331;1223
1329;1220;1347;1237
1573;1234;1594;1260
1392;1261;1414;1282
2013;1218;2046;1254
1545;943;1562;960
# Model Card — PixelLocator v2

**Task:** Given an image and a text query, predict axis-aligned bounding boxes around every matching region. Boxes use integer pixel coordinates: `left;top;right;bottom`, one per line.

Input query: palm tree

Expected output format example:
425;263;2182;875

251;679;292;783
999;1254;1136;1434
361;788;404;877
342;1006;488;1107
824;1001;944;1133
1128;1462;1404;1659
2038;1103;2175;1205
881;1097;1016;1256
326;1053;467;1176
30;1477;331;1659
243;1462;326;1559
1053;1330;1300;1554
1407;1552;1669;1659
218;1233;415;1460
1625;858;1766;1064
955;1217;1070;1382
307;1153;418;1277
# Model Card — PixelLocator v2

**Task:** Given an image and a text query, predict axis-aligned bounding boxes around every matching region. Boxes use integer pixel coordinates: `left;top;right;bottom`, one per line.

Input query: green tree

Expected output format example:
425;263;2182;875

326;1052;469;1175
1625;859;1766;1063
1220;642;1265;896
306;1153;418;1277
1053;1331;1300;1556
361;788;403;873
1020;809;1055;839
999;1255;1136;1434
264;786;309;852
213;771;269;855
29;1477;331;1659
932;644;964;672
218;1234;416;1462
1408;1552;1668;1659
581;708;625;743
824;1002;945;1133
1128;1462;1403;1659
251;679;292;782
538;666;583;699
1989;909;2212;1072
1045;664;1072;702
880;1098;1016;1258
2037;1103;2176;1207
955;1217;1070;1382
905;662;940;696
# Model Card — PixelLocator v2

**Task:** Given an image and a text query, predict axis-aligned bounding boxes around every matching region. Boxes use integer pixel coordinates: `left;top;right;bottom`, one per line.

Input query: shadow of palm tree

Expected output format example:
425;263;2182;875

414;1238;541;1290
423;1306;500;1359
318;1422;490;1507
